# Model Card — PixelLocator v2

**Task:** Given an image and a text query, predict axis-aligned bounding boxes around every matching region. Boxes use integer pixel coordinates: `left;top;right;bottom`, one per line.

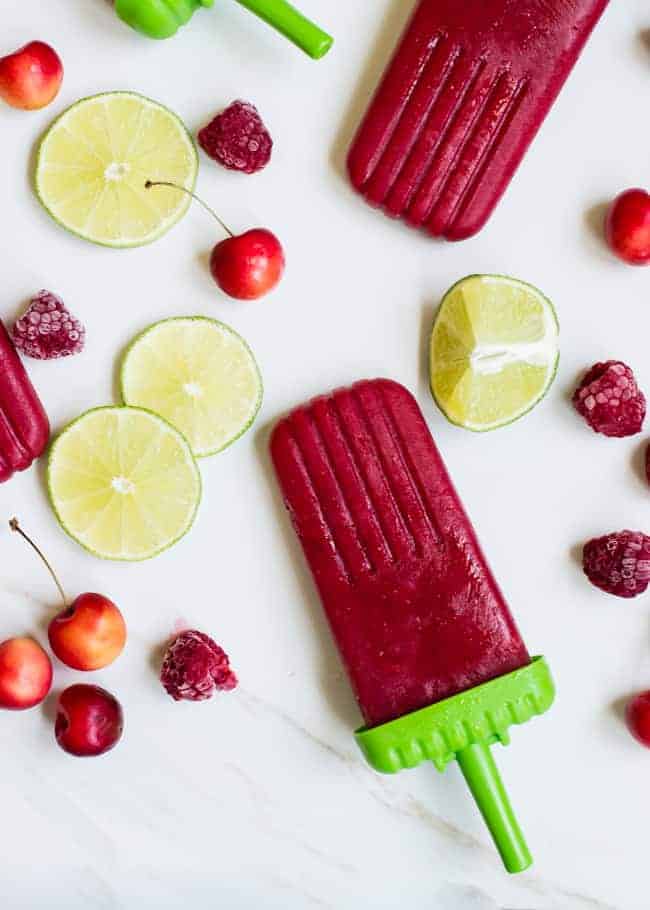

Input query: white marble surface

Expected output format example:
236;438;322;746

1;1;649;907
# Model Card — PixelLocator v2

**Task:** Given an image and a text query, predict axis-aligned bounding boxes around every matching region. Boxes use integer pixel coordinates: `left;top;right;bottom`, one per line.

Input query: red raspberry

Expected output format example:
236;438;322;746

583;530;650;598
13;290;85;360
198;101;272;174
160;630;238;702
573;361;645;437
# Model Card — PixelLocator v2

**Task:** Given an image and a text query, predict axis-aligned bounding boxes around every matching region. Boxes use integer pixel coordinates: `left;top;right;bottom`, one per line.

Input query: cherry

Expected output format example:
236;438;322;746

55;684;124;757
210;229;285;300
605;189;650;266
626;691;650;748
145;181;285;300
0;41;63;111
0;637;52;710
10;519;126;671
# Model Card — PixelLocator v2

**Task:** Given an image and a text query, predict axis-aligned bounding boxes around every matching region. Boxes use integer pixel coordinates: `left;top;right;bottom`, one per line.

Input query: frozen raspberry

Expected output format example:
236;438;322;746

12;290;85;360
160;630;238;702
646;443;650;487
198;101;272;174
573;361;645;437
583;531;650;598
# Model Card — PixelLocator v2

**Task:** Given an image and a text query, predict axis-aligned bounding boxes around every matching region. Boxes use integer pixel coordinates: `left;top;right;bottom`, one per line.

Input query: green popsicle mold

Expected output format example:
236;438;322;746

116;0;212;40
115;0;333;59
355;657;555;874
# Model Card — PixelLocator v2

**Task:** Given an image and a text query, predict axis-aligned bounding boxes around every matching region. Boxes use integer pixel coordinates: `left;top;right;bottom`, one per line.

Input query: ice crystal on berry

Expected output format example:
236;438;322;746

573;361;645;437
583;530;650;598
198;101;272;174
160;630;238;702
13;290;85;360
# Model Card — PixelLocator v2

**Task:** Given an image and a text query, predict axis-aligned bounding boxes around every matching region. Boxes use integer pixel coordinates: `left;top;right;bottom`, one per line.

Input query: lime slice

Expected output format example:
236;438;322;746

430;275;559;431
35;92;197;248
120;317;263;457
47;407;201;561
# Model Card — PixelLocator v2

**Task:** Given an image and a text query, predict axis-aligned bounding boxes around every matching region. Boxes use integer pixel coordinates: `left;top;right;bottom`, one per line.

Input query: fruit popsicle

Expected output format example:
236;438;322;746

0;320;49;483
347;0;609;240
271;379;554;872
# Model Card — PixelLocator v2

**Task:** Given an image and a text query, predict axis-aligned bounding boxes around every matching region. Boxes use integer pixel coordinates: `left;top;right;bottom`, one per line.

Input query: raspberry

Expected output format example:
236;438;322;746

583;531;650;598
13;290;85;360
198;101;272;174
160;630;238;702
573;361;645;437
646;443;650;487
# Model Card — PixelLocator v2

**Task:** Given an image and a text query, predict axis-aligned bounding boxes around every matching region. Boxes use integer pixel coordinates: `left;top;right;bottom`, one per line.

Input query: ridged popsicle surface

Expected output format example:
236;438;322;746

347;0;610;240
0;322;50;483
271;379;529;727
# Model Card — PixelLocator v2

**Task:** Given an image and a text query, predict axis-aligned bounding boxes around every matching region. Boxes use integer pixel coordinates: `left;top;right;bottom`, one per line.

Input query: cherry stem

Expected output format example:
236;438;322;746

9;518;67;608
144;180;234;238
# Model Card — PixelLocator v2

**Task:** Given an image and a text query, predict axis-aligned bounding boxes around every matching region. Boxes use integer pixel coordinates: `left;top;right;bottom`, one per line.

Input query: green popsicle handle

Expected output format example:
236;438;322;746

355;657;555;874
456;741;531;874
236;0;333;58
114;0;333;58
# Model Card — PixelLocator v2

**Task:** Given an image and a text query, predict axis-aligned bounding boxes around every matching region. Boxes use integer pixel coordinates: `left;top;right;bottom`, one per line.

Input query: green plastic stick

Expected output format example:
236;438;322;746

236;0;333;58
456;741;531;873
114;0;333;59
355;657;555;874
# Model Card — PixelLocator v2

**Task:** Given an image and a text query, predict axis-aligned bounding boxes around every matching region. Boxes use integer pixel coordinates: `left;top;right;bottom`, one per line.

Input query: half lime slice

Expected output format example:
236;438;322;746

120;317;263;457
35;92;198;248
47;407;201;561
430;275;559;431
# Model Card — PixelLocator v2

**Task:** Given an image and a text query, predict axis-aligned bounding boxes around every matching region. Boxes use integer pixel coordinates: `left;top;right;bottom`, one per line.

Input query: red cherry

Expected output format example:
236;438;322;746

605;189;650;266
0;637;52;710
10;519;127;671
144;181;285;300
210;229;285;300
55;684;124;757
48;593;126;671
0;41;63;111
626;691;650;748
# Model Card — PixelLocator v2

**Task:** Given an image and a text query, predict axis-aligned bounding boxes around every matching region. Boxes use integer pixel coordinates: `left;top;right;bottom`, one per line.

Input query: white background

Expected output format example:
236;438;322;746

0;1;648;908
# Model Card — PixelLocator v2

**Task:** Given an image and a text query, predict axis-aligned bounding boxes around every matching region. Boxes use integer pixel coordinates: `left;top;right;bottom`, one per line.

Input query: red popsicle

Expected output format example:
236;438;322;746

0;320;49;482
347;0;610;240
271;378;528;727
271;379;554;873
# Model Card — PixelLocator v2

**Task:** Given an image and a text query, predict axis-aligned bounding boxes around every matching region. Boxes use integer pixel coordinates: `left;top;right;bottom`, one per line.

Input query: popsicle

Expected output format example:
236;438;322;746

0;320;50;483
347;0;610;240
271;379;554;872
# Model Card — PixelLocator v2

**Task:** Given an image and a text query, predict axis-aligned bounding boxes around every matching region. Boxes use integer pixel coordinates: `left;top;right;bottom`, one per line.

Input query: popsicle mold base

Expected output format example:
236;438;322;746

115;0;212;39
355;657;554;874
356;657;554;773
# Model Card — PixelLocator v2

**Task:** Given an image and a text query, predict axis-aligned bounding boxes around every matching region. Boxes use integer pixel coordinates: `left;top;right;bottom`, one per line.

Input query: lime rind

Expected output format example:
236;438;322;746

35;91;198;249
119;316;263;458
430;274;560;432
47;406;201;561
